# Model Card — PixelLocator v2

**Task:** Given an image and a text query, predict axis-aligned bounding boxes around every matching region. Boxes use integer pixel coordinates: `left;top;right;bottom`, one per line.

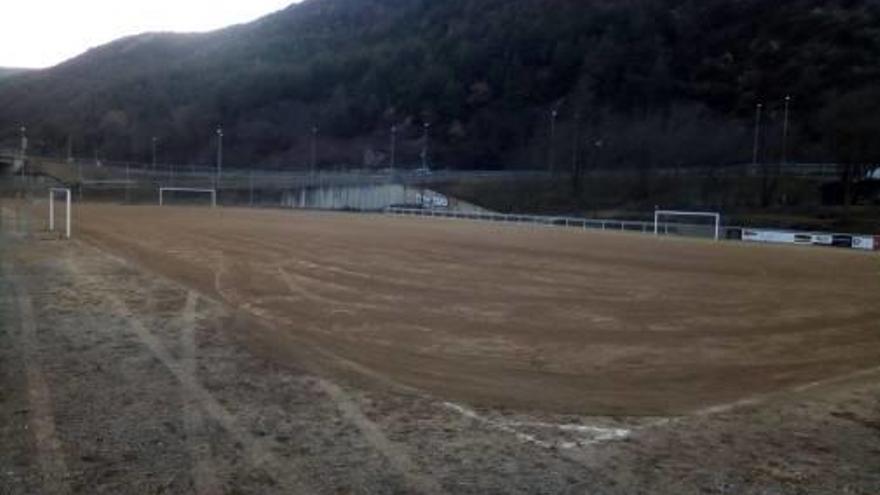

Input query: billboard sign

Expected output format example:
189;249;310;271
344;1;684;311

416;191;449;209
742;228;878;251
742;229;796;244
852;236;876;251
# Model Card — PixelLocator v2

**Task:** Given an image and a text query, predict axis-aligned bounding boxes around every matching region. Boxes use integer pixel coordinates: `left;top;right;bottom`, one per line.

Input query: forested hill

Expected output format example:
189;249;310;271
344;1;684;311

1;0;879;170
0;68;31;80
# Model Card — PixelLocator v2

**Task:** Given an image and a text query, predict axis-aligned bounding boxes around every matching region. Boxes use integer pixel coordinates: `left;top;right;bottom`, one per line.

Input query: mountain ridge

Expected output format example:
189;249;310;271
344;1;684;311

1;0;879;170
0;67;33;80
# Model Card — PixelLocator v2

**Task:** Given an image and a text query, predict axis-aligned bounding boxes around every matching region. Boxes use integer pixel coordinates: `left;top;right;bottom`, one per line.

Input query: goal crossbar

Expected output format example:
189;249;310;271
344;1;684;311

159;187;217;208
654;210;721;241
49;188;72;239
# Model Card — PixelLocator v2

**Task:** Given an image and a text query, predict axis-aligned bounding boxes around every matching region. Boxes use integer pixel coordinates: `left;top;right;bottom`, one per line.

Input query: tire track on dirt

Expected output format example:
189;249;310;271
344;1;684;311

73;241;447;494
257;267;446;492
3;261;71;495
63;256;317;494
78;232;446;493
180;290;223;495
276;266;377;311
318;380;448;495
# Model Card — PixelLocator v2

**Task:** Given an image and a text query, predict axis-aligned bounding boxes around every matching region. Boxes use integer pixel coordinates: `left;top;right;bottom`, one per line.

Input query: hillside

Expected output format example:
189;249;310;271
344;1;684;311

0;68;31;80
1;0;880;172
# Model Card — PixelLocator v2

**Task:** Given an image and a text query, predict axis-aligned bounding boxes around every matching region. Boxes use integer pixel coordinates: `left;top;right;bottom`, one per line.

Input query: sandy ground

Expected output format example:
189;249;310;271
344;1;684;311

2;199;880;494
74;204;880;415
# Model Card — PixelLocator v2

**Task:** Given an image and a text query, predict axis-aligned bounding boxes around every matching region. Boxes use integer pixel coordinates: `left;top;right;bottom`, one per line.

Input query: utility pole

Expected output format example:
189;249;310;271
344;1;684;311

311;125;318;175
216;126;223;184
19;126;28;179
421;122;430;170
125;163;131;204
752;103;763;167
572;111;581;174
249;169;255;207
549;108;559;173
781;95;791;165
594;139;604;169
151;137;158;172
390;125;397;174
571;111;581;194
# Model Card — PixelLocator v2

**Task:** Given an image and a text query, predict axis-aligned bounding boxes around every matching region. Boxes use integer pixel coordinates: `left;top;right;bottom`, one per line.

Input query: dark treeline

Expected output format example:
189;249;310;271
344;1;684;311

0;68;30;81
1;0;880;179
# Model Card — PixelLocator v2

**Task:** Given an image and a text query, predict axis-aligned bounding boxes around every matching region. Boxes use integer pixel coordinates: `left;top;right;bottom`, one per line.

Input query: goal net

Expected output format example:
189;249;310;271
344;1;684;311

654;210;721;241
159;188;217;208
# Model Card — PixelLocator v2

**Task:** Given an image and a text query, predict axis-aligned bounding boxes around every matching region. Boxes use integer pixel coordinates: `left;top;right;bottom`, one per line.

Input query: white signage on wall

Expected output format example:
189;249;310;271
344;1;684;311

742;229;877;251
417;192;449;208
811;234;833;246
742;229;796;244
852;236;875;251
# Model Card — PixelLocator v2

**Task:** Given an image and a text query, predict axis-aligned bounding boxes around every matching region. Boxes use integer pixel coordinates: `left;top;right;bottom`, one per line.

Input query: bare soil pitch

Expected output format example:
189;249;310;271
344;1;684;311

74;204;880;415
3;200;880;494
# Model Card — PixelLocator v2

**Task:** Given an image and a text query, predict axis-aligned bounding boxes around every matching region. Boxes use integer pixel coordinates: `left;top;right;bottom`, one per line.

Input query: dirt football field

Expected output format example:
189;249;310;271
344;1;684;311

3;200;880;494
75;204;880;415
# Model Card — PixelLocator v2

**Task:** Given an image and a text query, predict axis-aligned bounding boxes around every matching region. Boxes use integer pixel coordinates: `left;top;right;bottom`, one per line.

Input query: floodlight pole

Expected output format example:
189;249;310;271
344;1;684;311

151;137;158;171
781;95;791;165
572;111;581;175
752;103;763;167
421;122;430;170
19;125;27;179
549;108;558;173
311;125;318;175
216;126;223;183
390;125;397;174
247;169;252;206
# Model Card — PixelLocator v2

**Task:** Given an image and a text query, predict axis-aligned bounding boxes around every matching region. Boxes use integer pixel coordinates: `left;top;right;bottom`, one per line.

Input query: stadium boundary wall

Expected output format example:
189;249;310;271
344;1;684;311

385;207;879;252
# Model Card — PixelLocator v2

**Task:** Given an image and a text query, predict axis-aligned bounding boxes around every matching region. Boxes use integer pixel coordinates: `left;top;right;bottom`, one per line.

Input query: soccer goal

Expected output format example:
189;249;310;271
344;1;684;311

49;188;72;239
159;187;217;208
654;210;721;241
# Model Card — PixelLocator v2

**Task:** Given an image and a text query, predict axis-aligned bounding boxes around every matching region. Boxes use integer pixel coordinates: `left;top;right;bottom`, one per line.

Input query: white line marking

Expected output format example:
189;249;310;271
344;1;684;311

443;402;630;450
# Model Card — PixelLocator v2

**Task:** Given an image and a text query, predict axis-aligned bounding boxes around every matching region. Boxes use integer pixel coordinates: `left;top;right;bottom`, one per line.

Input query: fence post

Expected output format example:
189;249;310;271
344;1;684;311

65;190;71;239
49;190;54;231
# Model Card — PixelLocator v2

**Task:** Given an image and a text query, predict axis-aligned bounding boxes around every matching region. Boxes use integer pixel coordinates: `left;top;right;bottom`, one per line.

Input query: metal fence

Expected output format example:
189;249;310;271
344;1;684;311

30;156;551;190
384;207;727;239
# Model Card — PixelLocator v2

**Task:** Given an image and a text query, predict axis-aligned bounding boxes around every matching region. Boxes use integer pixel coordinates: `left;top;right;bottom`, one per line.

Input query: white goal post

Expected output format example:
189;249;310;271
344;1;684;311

654;210;721;241
159;187;217;208
49;188;72;239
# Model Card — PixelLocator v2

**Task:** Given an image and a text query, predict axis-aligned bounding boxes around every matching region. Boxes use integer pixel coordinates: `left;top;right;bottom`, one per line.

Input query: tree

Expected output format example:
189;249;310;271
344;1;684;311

817;87;880;210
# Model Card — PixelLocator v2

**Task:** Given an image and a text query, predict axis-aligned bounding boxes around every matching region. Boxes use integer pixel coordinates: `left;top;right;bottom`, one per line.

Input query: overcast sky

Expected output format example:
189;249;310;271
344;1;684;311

1;1;297;69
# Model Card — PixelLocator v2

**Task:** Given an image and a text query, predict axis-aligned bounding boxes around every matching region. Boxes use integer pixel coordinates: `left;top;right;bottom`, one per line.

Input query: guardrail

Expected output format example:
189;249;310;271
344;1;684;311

386;207;671;235
385;207;879;251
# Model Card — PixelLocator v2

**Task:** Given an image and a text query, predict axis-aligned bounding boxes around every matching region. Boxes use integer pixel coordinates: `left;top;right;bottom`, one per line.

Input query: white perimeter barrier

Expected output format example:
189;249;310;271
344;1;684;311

386;207;660;234
386;207;879;252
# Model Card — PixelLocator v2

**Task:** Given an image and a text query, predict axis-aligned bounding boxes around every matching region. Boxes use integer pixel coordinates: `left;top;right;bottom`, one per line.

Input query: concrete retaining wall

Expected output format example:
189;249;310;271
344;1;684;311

281;183;490;213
